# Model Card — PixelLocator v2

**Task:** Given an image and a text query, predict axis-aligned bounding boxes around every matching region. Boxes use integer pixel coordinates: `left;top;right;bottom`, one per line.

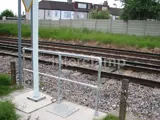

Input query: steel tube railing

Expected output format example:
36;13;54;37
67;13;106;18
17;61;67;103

22;47;102;116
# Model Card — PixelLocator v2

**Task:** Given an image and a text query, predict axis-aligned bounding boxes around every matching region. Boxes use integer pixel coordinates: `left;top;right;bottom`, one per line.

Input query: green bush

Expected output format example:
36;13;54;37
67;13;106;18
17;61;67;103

0;101;19;120
0;74;11;85
0;74;20;96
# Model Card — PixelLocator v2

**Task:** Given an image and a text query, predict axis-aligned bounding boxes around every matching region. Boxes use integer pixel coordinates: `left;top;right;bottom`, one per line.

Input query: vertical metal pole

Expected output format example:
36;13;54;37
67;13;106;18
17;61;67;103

27;0;45;102
58;54;62;104
31;5;33;69
22;49;26;85
95;58;102;116
33;0;40;98
18;0;22;86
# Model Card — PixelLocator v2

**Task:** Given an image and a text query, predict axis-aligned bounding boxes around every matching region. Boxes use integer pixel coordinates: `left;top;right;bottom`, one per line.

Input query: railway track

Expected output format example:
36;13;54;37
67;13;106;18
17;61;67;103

0;43;160;73
0;37;160;70
0;37;160;89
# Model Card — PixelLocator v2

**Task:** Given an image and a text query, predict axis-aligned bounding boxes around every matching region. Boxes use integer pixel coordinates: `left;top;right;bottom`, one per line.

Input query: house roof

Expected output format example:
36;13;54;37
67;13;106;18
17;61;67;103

109;7;122;16
39;1;89;12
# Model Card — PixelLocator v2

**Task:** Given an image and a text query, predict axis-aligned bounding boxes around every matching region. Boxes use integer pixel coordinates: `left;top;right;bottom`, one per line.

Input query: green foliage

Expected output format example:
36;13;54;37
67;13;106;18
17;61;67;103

0;23;160;49
0;74;11;85
89;9;110;19
121;0;160;20
0;101;19;120
0;74;20;96
103;114;119;120
0;9;14;18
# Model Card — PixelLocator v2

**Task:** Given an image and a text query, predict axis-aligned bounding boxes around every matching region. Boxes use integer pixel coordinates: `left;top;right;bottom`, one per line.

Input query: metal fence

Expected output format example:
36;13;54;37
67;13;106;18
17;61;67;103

0;19;160;36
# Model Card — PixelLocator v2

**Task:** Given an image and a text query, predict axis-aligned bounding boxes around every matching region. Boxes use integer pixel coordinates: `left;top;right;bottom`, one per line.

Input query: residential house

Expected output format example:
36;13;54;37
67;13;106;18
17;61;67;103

26;0;121;20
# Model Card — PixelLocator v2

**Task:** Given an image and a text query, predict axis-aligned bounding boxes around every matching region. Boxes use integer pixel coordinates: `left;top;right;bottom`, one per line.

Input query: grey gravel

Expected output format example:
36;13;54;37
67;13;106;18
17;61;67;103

0;55;160;120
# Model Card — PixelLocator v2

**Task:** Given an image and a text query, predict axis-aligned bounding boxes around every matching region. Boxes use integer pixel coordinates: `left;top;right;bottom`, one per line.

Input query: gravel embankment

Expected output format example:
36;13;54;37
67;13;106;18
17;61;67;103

0;55;160;120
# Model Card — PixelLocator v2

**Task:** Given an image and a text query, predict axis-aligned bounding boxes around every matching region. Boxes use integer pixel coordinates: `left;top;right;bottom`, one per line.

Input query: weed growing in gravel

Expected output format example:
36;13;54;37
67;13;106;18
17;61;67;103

102;114;119;120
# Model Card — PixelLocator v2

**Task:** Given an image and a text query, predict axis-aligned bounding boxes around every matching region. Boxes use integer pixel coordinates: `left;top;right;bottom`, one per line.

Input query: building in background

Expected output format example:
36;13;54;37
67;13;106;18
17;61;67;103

109;7;122;20
26;0;121;20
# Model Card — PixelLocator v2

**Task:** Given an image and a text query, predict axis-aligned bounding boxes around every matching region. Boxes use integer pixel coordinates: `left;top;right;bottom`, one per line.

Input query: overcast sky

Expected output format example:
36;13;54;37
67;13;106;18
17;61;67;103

0;0;122;15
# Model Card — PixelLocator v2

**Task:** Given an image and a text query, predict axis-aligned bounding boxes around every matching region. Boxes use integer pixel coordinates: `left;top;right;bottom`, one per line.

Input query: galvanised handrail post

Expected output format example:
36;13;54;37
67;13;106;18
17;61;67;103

58;54;62;104
95;58;102;116
22;49;26;86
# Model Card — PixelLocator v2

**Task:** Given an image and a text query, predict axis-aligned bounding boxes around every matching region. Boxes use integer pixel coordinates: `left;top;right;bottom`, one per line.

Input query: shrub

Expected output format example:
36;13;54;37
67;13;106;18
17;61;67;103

0;101;19;120
0;74;11;85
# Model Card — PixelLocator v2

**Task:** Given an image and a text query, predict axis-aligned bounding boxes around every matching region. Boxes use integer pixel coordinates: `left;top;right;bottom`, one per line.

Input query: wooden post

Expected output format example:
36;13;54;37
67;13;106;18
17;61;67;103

119;79;129;120
10;61;16;85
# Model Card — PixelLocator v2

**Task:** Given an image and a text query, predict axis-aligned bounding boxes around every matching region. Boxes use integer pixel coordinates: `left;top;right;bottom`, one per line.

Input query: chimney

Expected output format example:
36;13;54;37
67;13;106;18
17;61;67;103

103;1;108;6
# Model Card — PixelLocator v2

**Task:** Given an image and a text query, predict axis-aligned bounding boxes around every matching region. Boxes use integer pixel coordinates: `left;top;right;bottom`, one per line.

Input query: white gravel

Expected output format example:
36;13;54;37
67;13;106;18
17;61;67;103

0;55;160;120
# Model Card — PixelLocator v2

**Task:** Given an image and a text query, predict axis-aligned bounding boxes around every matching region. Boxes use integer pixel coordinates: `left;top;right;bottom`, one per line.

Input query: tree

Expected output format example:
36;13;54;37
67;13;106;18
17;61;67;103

121;0;160;20
89;9;110;19
0;9;14;18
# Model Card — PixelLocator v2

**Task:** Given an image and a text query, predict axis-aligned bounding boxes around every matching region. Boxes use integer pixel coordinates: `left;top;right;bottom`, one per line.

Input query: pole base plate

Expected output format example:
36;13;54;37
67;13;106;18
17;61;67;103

27;94;46;102
47;103;79;118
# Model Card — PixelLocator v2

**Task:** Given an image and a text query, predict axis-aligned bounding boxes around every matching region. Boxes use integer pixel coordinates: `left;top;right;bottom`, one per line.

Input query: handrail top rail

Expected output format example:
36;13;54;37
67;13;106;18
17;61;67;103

23;47;102;62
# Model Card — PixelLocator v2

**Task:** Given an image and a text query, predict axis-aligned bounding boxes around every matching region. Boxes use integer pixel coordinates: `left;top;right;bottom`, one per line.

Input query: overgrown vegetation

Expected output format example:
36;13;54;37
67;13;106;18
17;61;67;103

0;23;160;49
0;101;19;120
0;74;19;120
0;74;19;96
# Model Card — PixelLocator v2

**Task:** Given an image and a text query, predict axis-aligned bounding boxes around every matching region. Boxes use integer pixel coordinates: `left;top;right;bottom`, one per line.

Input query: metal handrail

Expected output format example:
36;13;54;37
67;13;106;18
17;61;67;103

22;47;102;116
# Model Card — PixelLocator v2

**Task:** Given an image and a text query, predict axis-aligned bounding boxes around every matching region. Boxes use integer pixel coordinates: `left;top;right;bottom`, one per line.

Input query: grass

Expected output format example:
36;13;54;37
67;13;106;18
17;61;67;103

0;101;19;120
0;23;160;49
0;74;20;120
0;74;20;96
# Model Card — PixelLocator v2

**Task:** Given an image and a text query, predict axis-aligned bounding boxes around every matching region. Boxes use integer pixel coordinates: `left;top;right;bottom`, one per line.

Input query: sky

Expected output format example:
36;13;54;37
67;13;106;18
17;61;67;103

0;0;122;15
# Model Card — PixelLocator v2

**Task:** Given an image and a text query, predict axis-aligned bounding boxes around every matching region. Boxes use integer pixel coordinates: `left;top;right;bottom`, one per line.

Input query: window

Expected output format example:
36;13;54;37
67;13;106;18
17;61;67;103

78;3;87;9
55;11;58;17
48;10;50;17
64;12;71;18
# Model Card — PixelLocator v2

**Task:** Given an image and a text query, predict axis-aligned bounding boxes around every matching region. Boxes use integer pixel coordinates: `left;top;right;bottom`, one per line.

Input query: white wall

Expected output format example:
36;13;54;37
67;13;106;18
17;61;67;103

52;10;61;20
44;10;54;20
39;9;45;20
26;9;45;20
26;9;82;20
